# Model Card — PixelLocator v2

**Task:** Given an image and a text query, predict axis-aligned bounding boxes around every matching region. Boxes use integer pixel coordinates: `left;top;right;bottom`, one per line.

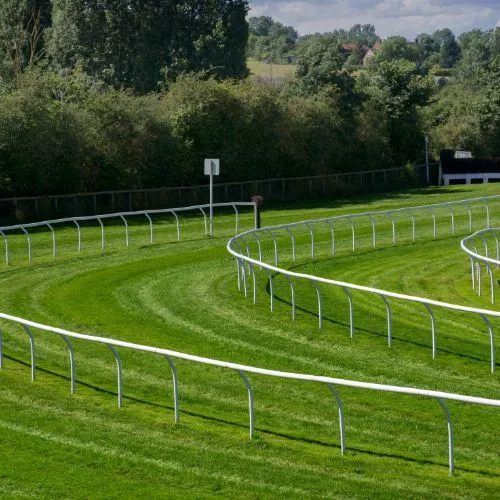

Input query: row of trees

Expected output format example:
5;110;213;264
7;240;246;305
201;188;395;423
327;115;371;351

1;67;403;197
247;17;497;77
0;0;249;92
0;3;498;198
247;18;378;63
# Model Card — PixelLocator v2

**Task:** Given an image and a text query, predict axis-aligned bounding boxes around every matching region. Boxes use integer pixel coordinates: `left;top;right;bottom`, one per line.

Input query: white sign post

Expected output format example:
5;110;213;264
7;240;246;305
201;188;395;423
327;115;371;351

204;159;220;236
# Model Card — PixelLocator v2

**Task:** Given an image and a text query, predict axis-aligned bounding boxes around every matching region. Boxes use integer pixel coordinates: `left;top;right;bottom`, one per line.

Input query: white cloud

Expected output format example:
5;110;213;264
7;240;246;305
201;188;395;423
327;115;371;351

249;1;500;38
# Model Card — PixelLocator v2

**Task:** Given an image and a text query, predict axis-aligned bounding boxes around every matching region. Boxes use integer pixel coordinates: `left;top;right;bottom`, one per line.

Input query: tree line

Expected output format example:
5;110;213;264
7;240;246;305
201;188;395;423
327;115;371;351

0;2;498;198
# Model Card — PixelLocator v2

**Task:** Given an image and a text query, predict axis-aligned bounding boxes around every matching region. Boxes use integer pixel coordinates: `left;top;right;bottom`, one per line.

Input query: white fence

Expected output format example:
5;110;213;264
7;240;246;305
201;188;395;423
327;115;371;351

461;228;500;304
0;202;257;266
228;195;500;374
0;197;498;476
0;310;498;476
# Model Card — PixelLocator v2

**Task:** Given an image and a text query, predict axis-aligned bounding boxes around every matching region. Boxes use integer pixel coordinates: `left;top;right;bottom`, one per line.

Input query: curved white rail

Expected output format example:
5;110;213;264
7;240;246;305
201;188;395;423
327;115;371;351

0;196;499;476
0;202;257;266
0;310;498;476
461;228;500;303
228;195;500;372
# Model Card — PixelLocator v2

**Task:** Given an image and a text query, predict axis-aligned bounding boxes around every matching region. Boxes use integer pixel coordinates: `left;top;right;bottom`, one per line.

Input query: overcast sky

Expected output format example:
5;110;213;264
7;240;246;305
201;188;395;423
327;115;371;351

249;1;500;39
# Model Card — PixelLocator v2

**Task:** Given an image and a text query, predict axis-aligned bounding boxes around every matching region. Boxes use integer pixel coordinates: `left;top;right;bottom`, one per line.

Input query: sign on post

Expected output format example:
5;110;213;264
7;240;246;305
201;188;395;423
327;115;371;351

204;159;220;176
204;159;220;236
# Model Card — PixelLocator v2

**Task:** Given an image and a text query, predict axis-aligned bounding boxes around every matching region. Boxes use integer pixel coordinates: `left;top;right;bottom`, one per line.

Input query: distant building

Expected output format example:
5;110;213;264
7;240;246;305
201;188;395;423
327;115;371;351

362;40;382;66
440;149;500;185
340;40;382;67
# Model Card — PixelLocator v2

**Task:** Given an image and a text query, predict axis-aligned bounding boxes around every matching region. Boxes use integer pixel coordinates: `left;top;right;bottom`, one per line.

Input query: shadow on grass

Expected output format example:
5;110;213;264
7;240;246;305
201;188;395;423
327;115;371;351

265;186;472;213
3;355;498;479
263;277;497;368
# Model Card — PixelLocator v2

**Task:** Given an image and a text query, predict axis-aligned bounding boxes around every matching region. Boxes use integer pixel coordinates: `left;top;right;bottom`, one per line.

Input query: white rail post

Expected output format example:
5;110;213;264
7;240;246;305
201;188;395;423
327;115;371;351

341;287;354;338
437;398;454;476
448;206;455;236
327;384;346;455
97;217;105;253
170;211;181;241
484;200;490;229
267;229;279;267
46;223;56;258
237;370;254;439
267;271;274;312
408;211;416;242
477;260;482;297
380;294;393;347
312;282;323;329
386;213;396;245
466;204;472;232
251;232;263;263
423;303;437;359
144;212;154;244
349;218;355;252
165;355;180;423
120;215;129;247
236;258;241;291
284;227;296;263
0;230;9;266
470;257;476;291
60;335;76;394
22;324;36;381
326;221;335;256
240;258;248;298
479;314;496;373
304;222;315;259
285;275;296;320
107;344;123;407
232;204;239;235
72;219;82;252
479;234;489;258
428;207;437;239
198;207;208;236
368;216;376;248
249;262;257;304
486;263;495;304
20;226;32;264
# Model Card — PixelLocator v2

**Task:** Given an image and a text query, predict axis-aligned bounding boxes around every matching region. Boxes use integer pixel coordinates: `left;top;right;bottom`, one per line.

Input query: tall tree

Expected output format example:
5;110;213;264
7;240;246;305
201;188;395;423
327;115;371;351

432;28;460;68
361;58;436;163
0;0;50;79
49;0;248;93
371;36;419;65
170;0;248;80
247;15;298;62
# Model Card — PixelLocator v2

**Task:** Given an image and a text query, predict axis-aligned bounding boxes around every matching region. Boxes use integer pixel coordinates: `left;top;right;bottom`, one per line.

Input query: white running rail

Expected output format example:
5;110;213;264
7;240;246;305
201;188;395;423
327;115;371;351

228;195;500;373
461;228;500;304
0;196;499;476
0;310;498;476
0;202;257;266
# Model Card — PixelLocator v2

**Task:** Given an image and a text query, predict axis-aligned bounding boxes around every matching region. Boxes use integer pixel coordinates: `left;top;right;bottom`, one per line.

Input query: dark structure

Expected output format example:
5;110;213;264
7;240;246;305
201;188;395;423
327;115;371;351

440;150;500;185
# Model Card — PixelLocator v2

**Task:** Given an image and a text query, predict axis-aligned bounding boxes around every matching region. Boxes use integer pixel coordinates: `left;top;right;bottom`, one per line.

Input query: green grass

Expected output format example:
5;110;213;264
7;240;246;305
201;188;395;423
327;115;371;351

0;185;499;498
247;60;296;81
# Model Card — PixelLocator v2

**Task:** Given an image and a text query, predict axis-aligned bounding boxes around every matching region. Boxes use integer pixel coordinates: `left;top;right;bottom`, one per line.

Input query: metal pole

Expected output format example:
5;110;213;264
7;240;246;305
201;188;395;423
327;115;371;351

425;136;430;184
437;398;454;476
23;325;36;382
209;172;214;237
327;384;346;455
237;370;254;439
165;355;180;422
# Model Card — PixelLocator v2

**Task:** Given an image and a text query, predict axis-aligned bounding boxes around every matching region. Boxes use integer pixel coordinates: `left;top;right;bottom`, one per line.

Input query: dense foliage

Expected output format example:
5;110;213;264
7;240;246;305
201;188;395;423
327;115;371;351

0;3;498;198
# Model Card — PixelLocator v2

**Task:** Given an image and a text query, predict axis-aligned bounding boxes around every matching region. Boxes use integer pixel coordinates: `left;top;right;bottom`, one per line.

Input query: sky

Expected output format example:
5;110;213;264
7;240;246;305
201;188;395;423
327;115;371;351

249;0;500;39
